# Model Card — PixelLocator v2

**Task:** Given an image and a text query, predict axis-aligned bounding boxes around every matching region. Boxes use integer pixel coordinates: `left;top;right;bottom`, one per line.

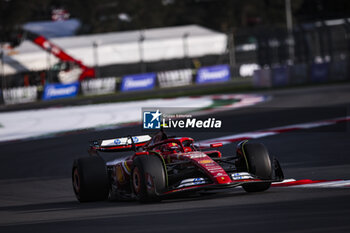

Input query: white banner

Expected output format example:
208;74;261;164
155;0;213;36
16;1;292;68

4;25;227;75
81;77;116;95
2;86;38;105
157;69;193;88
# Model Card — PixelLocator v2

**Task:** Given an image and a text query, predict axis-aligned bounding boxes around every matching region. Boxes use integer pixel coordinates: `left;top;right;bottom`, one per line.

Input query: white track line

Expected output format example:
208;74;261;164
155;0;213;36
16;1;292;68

198;116;350;146
0;94;266;142
272;179;350;188
198;116;350;188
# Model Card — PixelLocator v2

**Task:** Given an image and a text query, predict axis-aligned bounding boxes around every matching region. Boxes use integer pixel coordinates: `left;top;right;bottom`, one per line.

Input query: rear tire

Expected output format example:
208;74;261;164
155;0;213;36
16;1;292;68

132;153;166;203
236;142;272;192
72;156;109;202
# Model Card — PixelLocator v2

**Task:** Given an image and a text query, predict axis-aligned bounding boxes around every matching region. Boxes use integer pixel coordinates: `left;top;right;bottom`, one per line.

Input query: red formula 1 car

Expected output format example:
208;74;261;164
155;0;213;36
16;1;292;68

72;130;284;202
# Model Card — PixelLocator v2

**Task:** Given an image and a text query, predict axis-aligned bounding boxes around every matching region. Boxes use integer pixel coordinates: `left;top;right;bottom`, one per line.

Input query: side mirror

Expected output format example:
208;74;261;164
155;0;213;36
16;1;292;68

210;143;223;148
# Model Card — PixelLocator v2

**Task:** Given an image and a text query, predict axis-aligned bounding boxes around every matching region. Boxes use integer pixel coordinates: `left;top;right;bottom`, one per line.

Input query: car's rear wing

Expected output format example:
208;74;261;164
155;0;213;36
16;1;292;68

90;135;152;152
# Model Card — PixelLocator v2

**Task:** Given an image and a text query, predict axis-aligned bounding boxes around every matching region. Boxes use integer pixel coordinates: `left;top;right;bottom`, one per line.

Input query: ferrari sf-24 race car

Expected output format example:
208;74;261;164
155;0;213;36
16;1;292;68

72;130;284;202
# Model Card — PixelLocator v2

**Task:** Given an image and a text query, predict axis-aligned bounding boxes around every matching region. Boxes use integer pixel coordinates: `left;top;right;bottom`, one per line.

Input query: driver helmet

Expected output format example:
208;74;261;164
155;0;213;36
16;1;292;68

162;142;180;152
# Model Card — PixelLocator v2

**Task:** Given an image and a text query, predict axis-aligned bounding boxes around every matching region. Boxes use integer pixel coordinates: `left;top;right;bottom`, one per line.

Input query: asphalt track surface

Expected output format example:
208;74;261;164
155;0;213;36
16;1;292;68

1;84;350;233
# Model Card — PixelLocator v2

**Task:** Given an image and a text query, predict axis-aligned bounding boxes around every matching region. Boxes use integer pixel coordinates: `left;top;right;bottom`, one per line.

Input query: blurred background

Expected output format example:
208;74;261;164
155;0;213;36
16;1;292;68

1;2;350;231
1;0;350;105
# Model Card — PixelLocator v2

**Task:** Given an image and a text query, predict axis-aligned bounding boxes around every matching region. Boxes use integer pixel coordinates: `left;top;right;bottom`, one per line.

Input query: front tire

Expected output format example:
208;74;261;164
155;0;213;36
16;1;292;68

236;142;272;192
72;156;109;202
132;153;166;203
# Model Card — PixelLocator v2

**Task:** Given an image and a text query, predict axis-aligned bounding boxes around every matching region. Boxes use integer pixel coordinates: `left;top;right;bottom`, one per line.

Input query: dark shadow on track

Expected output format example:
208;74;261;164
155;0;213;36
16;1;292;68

1;192;350;233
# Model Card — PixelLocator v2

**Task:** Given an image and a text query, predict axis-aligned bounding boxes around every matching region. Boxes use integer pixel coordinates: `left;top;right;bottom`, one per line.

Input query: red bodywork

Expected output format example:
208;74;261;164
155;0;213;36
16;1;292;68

92;134;265;198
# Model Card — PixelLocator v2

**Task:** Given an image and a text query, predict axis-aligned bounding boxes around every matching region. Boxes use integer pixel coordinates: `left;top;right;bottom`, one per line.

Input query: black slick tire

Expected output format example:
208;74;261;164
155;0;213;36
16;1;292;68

237;143;272;192
72;156;109;202
132;153;166;203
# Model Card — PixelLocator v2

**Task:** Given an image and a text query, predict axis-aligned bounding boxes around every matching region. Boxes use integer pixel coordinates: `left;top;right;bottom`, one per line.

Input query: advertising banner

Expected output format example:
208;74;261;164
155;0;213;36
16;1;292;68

81;77;116;95
311;63;329;83
121;73;156;92
196;65;230;84
329;60;348;81
2;86;38;105
157;69;193;88
239;63;259;77
289;63;308;85
253;68;272;88
272;66;289;87
42;82;79;100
